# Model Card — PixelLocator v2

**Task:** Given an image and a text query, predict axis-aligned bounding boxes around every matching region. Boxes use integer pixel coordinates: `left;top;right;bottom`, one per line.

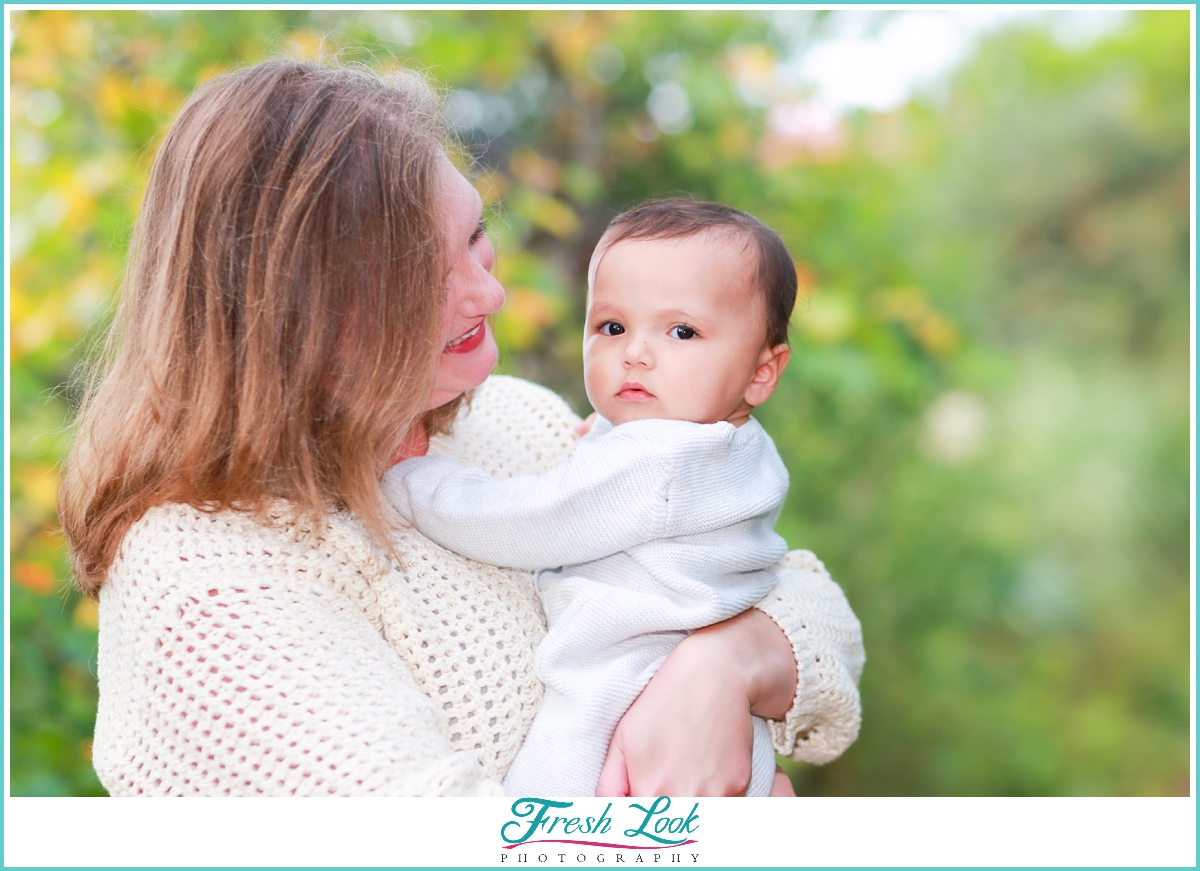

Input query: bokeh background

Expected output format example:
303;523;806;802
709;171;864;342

7;9;1191;796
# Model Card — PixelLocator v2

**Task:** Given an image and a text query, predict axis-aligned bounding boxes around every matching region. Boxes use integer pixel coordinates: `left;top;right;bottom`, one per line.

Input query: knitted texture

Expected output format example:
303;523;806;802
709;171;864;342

758;549;866;764
92;375;863;795
385;416;787;796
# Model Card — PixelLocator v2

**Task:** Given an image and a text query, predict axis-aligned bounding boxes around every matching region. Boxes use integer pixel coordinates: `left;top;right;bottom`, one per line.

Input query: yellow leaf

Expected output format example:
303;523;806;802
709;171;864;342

16;462;59;520
512;188;581;240
717;120;751;159
873;287;961;357
724;43;777;100
95;73;129;125
284;30;328;62
494;286;560;351
11;311;55;354
914;313;961;357
798;291;856;344
544;12;602;75
14;561;55;595
473;169;508;206
74;597;100;630
509;149;561;193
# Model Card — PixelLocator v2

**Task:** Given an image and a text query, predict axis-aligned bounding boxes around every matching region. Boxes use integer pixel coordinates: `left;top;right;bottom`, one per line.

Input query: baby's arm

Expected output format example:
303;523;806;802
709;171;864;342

382;453;655;569
383;419;785;574
382;422;693;570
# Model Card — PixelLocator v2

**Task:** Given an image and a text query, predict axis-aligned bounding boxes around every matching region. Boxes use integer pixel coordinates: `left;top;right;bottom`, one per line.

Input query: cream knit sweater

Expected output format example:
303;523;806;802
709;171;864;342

93;376;865;796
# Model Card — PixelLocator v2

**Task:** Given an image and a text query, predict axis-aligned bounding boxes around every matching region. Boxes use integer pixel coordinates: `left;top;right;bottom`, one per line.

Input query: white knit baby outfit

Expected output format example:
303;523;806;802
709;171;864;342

384;416;788;796
93;376;865;795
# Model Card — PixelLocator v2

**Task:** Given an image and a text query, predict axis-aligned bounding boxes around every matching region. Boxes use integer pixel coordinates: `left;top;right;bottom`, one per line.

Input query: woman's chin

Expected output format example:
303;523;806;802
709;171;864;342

423;337;498;412
463;334;499;385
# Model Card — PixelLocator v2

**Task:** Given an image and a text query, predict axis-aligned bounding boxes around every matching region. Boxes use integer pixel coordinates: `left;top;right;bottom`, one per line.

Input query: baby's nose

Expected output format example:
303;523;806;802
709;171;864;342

623;339;653;365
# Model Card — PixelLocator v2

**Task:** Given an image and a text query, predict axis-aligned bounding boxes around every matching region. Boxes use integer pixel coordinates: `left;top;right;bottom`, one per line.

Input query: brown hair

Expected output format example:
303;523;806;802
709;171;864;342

589;198;797;347
59;59;453;595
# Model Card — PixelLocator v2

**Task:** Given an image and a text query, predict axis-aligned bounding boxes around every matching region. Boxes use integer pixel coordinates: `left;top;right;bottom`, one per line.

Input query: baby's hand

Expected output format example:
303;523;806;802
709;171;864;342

573;413;599;438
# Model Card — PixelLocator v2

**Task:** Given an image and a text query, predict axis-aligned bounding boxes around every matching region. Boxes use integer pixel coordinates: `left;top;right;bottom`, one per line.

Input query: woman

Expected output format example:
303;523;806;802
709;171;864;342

58;59;864;796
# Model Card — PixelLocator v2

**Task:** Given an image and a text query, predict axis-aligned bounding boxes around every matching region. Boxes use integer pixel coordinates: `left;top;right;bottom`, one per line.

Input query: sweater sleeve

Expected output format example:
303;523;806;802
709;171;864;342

384;419;785;571
753;549;866;764
94;563;505;797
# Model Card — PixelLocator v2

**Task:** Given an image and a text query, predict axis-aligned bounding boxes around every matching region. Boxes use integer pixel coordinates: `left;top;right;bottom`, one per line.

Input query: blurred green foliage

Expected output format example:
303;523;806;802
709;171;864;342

8;10;1190;796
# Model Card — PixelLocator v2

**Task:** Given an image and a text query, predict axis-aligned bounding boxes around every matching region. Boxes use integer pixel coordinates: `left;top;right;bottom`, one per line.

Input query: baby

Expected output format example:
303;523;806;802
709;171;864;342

383;199;797;797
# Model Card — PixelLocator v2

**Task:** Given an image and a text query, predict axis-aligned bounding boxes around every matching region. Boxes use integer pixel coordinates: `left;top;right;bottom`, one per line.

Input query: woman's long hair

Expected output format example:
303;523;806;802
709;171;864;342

59;59;450;595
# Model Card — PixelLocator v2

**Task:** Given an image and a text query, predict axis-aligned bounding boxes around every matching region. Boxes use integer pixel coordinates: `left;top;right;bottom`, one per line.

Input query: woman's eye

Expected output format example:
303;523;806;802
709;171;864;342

469;219;489;244
598;322;625;336
669;325;697;340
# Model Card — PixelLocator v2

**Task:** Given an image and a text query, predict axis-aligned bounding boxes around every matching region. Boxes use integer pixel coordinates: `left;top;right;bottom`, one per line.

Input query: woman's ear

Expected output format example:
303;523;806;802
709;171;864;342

743;344;791;408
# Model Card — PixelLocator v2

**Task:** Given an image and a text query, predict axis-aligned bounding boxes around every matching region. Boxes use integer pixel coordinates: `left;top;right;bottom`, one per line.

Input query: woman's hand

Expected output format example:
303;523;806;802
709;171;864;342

770;765;797;796
573;413;599;438
595;608;797;797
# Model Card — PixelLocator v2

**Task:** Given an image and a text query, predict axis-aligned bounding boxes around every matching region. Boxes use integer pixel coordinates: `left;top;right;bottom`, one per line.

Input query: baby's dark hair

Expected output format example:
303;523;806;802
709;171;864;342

591;198;797;347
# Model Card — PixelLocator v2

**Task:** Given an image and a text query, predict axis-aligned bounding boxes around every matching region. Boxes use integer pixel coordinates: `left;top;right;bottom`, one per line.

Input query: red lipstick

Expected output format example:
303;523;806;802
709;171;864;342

444;322;486;355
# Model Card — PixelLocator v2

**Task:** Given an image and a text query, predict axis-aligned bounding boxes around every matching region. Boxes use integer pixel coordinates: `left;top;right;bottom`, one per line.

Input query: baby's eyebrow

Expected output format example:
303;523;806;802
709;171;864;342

660;308;707;324
586;302;622;319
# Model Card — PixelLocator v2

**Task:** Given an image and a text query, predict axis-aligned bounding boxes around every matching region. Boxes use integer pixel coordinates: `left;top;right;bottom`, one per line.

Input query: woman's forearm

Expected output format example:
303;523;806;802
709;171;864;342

687;608;799;721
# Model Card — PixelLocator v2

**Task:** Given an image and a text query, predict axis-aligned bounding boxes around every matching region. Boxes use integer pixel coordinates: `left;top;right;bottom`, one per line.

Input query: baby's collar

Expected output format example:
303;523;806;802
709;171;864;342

589;416;616;438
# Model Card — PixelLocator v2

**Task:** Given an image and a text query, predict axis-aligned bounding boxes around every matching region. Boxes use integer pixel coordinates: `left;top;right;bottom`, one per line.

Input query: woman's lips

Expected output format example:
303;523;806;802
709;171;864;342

444;321;486;355
618;383;654;401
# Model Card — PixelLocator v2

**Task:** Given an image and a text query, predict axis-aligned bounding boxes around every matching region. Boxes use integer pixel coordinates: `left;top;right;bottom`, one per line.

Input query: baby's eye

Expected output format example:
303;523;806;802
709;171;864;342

669;325;697;340
598;321;625;336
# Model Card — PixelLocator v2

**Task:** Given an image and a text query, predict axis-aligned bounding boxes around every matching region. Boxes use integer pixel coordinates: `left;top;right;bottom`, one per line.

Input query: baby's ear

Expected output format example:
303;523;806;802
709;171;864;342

744;344;791;408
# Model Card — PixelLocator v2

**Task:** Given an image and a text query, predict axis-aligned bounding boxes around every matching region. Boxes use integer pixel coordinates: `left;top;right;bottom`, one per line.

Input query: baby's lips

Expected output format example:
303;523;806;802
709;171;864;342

617;384;654;400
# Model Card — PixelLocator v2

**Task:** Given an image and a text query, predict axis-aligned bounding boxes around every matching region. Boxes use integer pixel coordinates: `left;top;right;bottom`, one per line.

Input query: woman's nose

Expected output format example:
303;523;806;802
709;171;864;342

465;270;505;317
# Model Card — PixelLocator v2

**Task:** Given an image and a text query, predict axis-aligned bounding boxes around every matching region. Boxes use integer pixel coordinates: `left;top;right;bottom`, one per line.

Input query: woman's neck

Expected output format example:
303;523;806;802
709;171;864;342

389;422;429;466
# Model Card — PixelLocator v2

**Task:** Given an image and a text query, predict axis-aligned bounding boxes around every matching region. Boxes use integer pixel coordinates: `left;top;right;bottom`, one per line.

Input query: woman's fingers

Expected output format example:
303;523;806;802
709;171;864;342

596;738;631;796
769;765;796;797
572;413;599;437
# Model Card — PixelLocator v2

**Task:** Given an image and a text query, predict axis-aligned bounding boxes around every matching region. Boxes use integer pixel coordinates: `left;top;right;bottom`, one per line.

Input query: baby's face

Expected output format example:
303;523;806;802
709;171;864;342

583;233;769;427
